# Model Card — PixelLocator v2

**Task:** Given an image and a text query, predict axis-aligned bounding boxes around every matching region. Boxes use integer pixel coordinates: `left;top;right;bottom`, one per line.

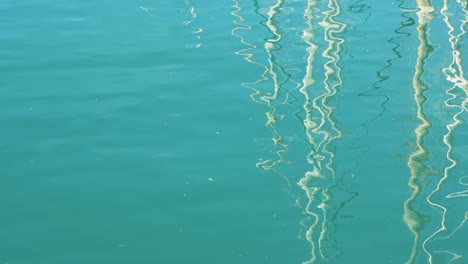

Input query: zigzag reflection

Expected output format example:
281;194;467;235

230;0;269;104
254;0;292;178
231;0;297;185
404;1;434;263
423;0;468;262
231;5;348;261
298;0;345;262
297;2;320;262
182;0;203;48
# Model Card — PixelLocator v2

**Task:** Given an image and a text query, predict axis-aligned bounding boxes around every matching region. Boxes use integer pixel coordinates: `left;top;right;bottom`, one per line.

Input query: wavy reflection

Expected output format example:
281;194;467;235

403;1;434;263
298;0;345;262
423;0;468;262
230;0;269;103
182;0;203;48
297;1;320;261
231;0;294;186
253;0;292;177
345;1;412;221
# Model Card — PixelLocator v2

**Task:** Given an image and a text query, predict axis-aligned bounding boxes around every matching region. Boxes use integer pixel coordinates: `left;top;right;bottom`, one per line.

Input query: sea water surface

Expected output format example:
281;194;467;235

1;0;467;263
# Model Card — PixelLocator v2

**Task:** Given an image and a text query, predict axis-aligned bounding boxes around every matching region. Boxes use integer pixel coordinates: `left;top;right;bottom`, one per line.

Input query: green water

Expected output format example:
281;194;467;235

1;0;467;263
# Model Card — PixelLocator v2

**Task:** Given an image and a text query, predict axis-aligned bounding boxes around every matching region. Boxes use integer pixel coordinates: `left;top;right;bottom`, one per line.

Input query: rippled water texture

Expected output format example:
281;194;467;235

1;0;467;263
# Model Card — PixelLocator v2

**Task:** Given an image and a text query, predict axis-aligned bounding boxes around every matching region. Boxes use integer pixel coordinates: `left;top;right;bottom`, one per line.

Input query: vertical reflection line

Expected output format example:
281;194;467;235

230;0;291;184
298;0;345;262
316;0;346;260
424;0;468;262
404;1;434;263
261;0;284;107
230;0;269;103
255;0;291;177
298;1;320;262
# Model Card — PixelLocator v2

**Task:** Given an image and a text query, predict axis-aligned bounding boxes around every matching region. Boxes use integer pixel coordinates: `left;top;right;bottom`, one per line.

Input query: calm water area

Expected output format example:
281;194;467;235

1;0;467;263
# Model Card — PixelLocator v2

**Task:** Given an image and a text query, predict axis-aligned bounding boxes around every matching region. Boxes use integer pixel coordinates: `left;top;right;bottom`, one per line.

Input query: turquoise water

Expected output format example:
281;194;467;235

1;0;467;263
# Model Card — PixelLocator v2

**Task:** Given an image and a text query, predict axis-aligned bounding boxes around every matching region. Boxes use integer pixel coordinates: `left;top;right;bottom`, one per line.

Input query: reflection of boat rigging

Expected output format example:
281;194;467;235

232;0;347;262
230;0;269;104
403;1;434;263
298;0;345;262
231;0;302;186
228;0;467;262
422;0;468;263
298;2;320;262
254;0;291;178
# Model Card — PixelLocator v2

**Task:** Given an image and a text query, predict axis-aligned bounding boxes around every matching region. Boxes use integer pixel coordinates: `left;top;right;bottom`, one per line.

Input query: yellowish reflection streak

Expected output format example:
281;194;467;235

261;0;284;106
315;0;346;260
298;1;320;262
230;0;290;184
183;0;203;48
403;1;433;263
446;175;468;198
230;0;269;103
298;0;345;262
255;0;291;176
423;0;468;262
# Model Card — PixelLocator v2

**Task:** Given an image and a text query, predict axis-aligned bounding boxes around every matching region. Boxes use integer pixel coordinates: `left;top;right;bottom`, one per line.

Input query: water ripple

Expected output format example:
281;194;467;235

182;0;203;48
423;0;468;262
298;0;346;262
404;1;434;263
230;0;269;103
